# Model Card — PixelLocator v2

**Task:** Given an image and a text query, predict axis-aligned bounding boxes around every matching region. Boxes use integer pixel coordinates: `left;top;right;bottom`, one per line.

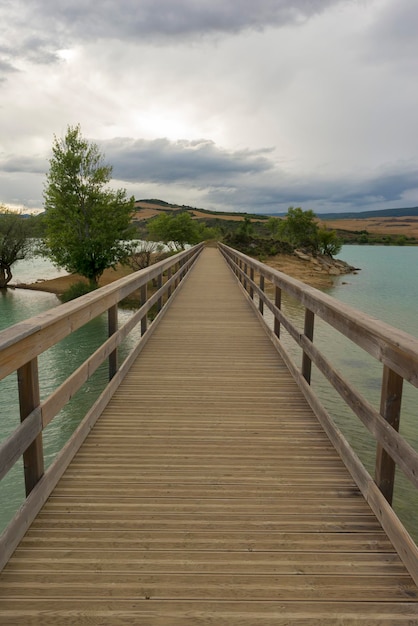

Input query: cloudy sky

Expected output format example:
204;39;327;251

1;0;417;215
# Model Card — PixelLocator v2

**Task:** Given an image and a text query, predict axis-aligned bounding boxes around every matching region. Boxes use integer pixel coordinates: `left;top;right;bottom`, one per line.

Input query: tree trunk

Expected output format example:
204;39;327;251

0;264;12;289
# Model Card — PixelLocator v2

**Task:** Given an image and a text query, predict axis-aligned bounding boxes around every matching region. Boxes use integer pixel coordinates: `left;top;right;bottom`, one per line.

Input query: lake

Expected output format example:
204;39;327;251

1;246;417;539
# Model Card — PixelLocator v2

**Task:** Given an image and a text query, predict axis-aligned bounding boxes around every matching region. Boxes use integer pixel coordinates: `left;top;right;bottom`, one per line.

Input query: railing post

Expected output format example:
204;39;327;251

259;275;265;314
301;309;315;383
17;358;44;496
174;262;179;289
157;272;163;312
249;267;254;299
140;283;148;336
108;304;118;380
243;263;248;292
167;267;172;299
375;365;403;504
274;286;282;338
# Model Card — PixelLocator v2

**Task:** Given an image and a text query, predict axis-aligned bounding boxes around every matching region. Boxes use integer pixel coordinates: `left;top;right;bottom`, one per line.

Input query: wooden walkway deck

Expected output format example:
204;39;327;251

1;248;417;624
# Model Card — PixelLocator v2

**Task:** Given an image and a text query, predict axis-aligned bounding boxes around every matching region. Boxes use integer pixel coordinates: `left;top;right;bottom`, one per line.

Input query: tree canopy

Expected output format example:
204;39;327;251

0;208;32;288
265;207;341;256
43;124;135;286
147;211;217;250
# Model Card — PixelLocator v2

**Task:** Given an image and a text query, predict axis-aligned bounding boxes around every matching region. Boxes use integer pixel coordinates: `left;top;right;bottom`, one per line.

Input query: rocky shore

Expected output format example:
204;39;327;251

263;249;359;289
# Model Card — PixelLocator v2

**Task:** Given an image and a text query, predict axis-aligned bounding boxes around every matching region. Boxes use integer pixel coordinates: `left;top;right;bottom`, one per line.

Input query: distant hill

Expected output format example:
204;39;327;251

136;200;418;221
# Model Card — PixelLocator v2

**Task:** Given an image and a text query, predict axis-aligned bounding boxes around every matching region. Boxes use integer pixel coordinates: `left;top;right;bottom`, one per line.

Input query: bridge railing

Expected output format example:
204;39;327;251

219;242;418;583
0;243;203;571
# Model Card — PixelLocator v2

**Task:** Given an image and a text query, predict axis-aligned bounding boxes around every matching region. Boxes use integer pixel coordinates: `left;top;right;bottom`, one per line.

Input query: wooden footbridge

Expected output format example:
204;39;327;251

1;244;418;624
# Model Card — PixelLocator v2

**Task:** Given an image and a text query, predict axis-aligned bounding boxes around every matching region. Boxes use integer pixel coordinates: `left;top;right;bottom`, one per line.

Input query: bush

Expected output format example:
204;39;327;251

60;281;96;302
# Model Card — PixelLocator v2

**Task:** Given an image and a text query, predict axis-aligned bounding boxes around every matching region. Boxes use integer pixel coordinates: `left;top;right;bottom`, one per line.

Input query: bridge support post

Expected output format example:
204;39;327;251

274;286;282;338
259;276;265;314
17;358;44;496
302;309;315;383
249;268;254;299
375;365;403;504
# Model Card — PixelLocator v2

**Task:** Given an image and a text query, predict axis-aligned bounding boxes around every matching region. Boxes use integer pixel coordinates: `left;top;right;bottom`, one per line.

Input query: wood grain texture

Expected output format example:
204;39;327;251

1;247;417;624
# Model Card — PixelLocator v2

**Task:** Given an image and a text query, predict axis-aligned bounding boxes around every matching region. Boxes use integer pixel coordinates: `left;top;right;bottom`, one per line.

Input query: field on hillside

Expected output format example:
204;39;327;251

320;216;418;238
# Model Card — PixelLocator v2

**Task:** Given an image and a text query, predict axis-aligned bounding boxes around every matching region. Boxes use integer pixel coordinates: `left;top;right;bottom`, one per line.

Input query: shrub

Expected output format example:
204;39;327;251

60;281;96;302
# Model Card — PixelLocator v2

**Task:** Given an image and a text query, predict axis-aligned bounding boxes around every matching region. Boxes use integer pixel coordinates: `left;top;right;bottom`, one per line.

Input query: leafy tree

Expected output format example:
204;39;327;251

0;208;32;288
43;124;135;287
266;216;284;239
280;207;318;249
317;228;342;256
238;215;254;237
147;212;214;250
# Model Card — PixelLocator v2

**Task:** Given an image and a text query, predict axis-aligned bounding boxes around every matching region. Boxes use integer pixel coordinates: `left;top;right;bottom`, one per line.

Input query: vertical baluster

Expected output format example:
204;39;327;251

375;365;403;504
18;359;44;495
274;286;282;338
301;309;314;383
167;267;172;299
108;304;118;380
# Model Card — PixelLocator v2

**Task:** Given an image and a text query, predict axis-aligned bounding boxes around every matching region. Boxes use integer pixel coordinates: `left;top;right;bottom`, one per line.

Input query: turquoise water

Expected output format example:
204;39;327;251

1;247;417;539
0;258;140;532
333;245;418;338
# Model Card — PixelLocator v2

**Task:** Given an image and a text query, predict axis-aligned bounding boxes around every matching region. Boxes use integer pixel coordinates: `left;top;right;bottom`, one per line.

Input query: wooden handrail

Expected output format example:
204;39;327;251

219;242;418;584
0;243;203;570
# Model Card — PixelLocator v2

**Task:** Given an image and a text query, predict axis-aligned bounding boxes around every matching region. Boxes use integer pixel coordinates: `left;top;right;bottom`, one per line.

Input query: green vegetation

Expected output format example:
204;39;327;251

0;207;32;288
224;207;342;259
147;211;218;250
60;281;97;302
43;124;136;287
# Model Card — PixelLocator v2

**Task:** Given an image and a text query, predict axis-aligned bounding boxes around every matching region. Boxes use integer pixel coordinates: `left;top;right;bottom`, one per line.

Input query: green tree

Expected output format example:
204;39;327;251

0;208;32;288
266;216;284;239
317;228;342;256
280;207;318;249
43;124;135;287
148;212;209;250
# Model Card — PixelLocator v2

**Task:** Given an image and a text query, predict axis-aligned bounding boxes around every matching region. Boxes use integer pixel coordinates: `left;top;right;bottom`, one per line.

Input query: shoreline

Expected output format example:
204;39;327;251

10;250;358;295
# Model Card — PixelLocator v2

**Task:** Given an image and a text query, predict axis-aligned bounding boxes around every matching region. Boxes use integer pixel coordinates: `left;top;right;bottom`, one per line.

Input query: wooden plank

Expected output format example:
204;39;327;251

0;601;417;626
1;572;417;600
